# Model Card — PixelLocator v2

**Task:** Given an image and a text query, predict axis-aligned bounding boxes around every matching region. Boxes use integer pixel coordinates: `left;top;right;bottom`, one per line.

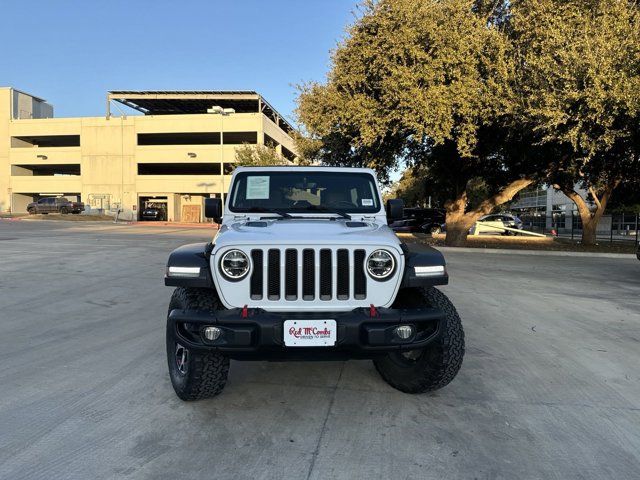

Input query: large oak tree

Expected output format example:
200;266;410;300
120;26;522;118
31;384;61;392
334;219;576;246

511;0;640;244
297;0;639;245
296;0;547;245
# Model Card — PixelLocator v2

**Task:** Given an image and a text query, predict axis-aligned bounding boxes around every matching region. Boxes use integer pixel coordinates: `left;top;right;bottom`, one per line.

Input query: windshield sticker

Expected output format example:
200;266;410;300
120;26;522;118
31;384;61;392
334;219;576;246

246;176;270;199
361;198;374;207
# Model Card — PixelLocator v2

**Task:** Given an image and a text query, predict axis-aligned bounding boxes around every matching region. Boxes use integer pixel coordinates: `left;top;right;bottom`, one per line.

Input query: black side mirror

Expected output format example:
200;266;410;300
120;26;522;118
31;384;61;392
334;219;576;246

204;197;223;224
386;198;404;222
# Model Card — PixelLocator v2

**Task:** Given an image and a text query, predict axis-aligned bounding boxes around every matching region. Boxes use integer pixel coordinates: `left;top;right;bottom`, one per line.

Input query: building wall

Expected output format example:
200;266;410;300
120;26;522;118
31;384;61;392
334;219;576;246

0;88;297;221
0;89;11;213
12;89;53;119
511;184;594;230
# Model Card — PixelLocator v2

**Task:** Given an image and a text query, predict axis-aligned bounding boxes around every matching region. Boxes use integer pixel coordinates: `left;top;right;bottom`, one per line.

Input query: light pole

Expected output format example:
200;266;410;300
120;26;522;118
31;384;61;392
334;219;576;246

207;106;235;205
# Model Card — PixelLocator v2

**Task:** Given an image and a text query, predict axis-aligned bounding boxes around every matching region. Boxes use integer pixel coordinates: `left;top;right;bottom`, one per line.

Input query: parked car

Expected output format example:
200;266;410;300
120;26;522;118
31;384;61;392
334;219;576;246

390;218;443;235
390;219;418;233
474;214;523;236
27;197;84;215
163;166;463;400
396;208;446;234
141;203;167;221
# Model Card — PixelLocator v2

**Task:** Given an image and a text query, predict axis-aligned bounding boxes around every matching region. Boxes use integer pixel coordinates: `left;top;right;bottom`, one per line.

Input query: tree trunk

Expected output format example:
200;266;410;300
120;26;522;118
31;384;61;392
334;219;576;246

578;202;608;246
581;215;599;245
444;192;475;246
444;178;534;247
560;181;618;246
445;219;476;246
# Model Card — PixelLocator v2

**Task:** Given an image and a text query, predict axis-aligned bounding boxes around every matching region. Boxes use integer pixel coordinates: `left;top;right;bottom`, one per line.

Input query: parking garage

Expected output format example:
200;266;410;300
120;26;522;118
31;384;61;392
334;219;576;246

0;87;298;221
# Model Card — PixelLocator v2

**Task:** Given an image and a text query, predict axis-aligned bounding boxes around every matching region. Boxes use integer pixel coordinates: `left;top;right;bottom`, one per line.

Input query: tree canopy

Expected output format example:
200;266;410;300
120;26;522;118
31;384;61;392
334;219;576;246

513;0;639;163
297;0;542;244
511;0;640;243
296;0;640;245
234;144;293;167
298;0;513;175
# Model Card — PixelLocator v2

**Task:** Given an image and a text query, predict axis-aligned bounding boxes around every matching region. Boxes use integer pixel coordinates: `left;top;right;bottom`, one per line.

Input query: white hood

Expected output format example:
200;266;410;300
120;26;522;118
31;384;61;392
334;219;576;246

213;218;402;249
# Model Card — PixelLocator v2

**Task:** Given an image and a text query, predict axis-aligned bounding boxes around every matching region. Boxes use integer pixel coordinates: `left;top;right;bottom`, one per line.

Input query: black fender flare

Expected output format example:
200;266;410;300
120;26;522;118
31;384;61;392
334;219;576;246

400;245;449;288
165;243;214;288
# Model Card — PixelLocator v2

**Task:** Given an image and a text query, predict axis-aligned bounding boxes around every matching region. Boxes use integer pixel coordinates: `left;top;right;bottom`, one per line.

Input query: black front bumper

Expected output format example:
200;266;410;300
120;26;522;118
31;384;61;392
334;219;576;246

168;306;444;361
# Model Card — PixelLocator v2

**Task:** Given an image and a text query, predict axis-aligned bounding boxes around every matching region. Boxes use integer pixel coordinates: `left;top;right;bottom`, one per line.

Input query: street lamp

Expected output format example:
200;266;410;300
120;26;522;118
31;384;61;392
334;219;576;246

207;106;235;205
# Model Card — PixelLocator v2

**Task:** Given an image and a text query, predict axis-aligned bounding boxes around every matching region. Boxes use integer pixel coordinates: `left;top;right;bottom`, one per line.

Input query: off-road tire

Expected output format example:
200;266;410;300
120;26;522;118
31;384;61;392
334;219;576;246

373;287;464;393
166;287;230;401
60;207;69;214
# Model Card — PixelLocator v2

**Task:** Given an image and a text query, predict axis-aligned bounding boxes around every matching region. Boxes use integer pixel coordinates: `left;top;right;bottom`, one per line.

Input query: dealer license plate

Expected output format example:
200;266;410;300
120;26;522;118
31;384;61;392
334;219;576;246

283;320;337;347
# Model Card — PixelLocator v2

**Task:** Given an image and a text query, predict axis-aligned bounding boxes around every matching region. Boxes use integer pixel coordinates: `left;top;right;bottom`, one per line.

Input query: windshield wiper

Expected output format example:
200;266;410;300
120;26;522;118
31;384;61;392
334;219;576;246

301;205;351;220
246;207;293;219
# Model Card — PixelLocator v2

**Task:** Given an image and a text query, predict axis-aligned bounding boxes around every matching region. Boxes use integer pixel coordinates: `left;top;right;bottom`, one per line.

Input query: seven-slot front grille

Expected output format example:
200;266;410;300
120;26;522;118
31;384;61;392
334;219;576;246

249;248;368;301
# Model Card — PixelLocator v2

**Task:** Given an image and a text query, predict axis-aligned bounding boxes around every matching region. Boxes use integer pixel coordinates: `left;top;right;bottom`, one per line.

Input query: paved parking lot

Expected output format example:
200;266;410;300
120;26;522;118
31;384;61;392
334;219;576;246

1;220;639;480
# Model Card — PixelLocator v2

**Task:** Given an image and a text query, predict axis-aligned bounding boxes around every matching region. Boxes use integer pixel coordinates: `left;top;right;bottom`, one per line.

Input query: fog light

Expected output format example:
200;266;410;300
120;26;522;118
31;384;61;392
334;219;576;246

203;326;222;341
394;325;414;340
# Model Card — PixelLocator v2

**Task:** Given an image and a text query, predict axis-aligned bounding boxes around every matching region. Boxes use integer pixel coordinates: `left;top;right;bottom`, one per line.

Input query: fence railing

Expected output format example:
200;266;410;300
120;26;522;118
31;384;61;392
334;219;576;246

518;211;639;245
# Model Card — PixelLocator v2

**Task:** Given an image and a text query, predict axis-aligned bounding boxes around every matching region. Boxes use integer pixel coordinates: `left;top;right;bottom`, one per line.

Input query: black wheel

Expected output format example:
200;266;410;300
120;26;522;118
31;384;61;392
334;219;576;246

27;208;36;215
373;287;464;393
60;207;69;214
430;225;442;235
166;287;230;401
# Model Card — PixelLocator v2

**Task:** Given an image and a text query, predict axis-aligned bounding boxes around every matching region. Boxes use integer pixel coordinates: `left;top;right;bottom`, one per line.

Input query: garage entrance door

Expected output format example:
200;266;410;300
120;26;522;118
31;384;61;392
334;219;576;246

139;196;168;221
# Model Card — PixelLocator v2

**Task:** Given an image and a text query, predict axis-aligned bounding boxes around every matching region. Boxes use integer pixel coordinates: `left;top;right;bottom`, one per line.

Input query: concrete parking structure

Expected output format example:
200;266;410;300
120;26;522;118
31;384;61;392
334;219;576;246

0;88;297;221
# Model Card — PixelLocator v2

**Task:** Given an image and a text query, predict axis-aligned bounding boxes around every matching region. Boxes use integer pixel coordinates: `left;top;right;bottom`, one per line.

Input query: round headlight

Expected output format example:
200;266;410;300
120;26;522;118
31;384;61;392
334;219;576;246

220;249;250;280
366;249;395;280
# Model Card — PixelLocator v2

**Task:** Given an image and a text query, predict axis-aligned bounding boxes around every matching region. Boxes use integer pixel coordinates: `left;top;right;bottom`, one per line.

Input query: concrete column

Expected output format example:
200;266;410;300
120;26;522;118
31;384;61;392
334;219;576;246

546;187;554;230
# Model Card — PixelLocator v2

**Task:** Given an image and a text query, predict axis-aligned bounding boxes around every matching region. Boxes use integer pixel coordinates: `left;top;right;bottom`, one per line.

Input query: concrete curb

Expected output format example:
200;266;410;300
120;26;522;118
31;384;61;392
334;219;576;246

2;218;218;229
129;221;218;229
435;246;637;259
15;218;116;225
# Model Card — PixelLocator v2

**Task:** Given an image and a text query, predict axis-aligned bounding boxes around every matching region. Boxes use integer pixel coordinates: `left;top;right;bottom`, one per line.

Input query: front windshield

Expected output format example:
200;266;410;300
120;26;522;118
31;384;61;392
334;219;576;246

228;171;381;214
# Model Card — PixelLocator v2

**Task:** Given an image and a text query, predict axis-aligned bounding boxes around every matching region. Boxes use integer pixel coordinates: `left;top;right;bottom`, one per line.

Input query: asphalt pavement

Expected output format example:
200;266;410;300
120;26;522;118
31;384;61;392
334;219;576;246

1;220;639;480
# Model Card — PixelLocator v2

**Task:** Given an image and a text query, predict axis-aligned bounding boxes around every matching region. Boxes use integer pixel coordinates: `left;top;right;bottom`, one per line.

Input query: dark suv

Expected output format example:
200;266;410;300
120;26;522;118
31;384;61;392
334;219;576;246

392;208;446;234
27;197;85;215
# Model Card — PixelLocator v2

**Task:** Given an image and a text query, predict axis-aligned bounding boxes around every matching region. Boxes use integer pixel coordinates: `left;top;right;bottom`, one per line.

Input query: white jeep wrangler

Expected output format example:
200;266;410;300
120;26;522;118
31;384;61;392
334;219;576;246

165;166;464;400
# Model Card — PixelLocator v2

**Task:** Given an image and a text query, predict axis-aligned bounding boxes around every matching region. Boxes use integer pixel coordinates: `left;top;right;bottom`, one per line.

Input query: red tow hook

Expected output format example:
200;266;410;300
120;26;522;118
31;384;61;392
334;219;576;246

369;304;378;318
241;305;249;318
